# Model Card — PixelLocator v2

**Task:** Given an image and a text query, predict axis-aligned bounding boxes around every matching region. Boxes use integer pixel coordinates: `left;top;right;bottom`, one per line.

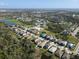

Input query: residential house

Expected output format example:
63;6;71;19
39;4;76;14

55;48;64;58
45;35;50;40
67;42;75;49
57;40;67;46
60;30;69;35
48;46;57;53
32;26;43;31
38;40;49;48
49;36;55;42
57;46;65;51
34;39;42;45
43;42;56;49
61;52;70;59
40;32;47;38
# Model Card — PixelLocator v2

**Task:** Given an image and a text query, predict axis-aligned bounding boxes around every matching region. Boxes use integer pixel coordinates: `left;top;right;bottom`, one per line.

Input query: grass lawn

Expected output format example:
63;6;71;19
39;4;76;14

0;22;5;26
9;19;18;23
67;35;78;45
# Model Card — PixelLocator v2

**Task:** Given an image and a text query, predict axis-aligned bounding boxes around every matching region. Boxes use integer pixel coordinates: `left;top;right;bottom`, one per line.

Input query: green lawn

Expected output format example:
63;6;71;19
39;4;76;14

0;22;5;26
67;35;78;45
9;19;18;23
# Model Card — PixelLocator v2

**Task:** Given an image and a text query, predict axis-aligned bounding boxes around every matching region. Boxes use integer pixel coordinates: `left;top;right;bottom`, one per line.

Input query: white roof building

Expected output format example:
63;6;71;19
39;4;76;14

48;42;55;49
48;46;57;53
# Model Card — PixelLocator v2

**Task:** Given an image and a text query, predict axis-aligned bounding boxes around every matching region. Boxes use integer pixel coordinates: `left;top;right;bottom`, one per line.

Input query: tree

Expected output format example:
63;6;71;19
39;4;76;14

0;26;35;59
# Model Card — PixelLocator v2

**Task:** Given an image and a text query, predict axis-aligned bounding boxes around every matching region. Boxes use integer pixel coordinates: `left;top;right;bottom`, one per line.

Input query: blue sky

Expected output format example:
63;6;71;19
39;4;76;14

0;0;79;8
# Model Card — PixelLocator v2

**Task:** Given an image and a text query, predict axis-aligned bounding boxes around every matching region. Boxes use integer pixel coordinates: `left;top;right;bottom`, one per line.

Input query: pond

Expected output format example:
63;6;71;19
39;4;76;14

0;19;16;26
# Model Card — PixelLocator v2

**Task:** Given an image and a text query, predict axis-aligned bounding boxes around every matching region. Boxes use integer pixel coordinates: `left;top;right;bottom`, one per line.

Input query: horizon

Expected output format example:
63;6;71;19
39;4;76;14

0;8;79;9
0;0;79;8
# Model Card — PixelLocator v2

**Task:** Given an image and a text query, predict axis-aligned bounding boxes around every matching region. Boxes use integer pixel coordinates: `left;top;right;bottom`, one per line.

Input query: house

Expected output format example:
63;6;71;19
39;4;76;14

50;36;58;42
40;32;47;38
58;46;64;50
32;26;43;31
49;36;55;42
45;35;50;40
19;31;24;36
57;40;67;46
22;33;27;36
38;37;44;41
60;30;69;35
43;42;51;49
31;29;37;34
67;42;75;49
61;52;70;59
64;48;72;54
34;39;42;45
55;48;64;58
48;46;57;53
12;28;18;32
38;40;49;48
29;29;39;35
26;32;31;35
43;42;55;49
22;30;27;33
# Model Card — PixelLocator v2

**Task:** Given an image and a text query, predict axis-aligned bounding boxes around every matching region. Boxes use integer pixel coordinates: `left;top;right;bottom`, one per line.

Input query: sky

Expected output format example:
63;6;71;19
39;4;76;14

0;0;79;8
